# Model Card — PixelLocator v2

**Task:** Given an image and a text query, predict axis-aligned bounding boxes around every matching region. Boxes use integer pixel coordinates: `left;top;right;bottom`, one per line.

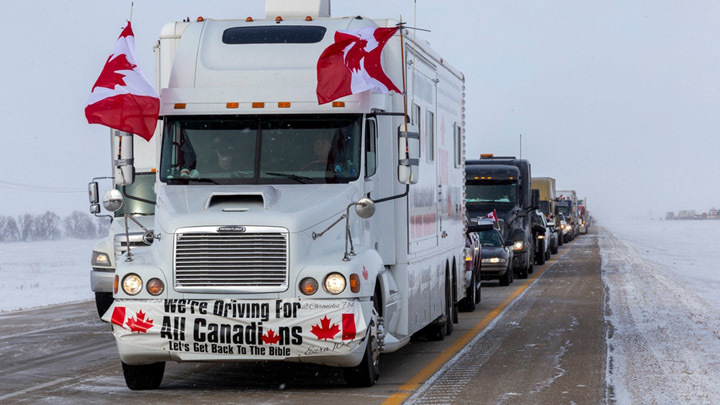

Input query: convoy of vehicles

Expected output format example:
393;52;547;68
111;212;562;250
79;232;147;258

84;0;593;392
91;0;470;390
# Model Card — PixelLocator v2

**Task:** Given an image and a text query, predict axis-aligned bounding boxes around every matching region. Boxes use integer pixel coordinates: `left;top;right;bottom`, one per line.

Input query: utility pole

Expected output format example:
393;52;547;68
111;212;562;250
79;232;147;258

519;134;522;160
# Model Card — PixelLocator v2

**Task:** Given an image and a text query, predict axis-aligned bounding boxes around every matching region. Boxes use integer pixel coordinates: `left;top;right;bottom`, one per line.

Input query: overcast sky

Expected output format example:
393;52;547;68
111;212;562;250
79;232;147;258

1;0;719;221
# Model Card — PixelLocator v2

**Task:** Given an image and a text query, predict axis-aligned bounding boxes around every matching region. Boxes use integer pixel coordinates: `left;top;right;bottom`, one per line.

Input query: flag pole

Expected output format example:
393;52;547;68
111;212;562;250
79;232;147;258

398;22;409;133
129;2;134;22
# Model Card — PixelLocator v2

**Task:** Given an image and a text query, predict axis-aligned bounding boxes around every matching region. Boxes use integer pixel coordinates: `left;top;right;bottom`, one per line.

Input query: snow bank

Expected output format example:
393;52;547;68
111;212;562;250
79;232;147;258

601;219;720;404
0;239;96;312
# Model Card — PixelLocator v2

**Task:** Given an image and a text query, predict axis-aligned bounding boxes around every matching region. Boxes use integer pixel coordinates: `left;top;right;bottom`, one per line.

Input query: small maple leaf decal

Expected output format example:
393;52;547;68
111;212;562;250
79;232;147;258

311;316;341;340
261;329;282;345
362;265;369;280
125;309;154;333
92;53;137;92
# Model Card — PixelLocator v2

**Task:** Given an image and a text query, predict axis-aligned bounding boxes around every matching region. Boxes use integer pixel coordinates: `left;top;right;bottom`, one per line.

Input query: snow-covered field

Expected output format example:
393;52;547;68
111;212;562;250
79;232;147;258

601;219;720;404
0;239;96;312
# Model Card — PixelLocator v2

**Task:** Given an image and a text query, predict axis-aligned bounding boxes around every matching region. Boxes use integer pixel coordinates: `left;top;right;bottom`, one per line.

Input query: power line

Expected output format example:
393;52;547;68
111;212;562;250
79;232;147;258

0;180;88;193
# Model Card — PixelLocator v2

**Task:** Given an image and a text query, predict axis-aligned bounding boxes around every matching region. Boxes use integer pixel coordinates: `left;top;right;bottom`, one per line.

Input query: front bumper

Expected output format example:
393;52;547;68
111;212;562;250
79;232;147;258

103;298;372;367
90;268;114;293
480;263;509;280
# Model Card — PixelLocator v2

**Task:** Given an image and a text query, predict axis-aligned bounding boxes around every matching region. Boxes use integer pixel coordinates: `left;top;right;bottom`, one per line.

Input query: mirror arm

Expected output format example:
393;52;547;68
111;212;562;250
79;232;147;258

121;187;157;206
368;184;409;204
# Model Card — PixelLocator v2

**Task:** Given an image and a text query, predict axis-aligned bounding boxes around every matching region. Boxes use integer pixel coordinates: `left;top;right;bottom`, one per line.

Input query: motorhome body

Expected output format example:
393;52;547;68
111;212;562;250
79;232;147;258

102;4;466;389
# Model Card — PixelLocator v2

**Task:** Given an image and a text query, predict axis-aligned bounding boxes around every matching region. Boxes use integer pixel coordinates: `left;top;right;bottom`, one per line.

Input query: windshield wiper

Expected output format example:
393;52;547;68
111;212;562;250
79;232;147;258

168;178;220;185
265;172;312;184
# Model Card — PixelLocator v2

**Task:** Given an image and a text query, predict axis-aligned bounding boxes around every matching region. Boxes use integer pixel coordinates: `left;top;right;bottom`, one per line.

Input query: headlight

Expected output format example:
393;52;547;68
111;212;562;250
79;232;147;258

122;274;143;295
513;241;524;251
91;251;111;267
147;278;164;296
323;273;346;294
482;257;506;264
537;235;545;239
299;277;319;295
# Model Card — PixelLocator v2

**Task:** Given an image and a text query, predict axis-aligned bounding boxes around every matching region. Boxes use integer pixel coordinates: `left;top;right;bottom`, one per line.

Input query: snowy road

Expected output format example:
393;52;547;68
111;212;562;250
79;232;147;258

1;223;717;403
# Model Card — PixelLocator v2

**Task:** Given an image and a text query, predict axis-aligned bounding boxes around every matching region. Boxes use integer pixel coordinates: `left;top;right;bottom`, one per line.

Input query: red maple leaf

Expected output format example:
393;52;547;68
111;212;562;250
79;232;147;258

261;329;282;345
362;265;369;280
92;53;137;92
311;316;341;340
125;309;154;333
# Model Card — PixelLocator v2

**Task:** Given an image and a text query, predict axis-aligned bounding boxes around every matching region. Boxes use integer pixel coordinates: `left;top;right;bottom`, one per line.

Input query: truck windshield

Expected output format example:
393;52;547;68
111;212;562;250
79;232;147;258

115;172;156;217
465;180;518;205
557;205;571;217
159;115;362;185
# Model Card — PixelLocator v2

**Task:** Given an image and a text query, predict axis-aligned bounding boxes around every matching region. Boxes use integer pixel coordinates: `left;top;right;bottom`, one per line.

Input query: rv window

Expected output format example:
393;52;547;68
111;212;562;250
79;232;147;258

454;123;462;168
222;26;327;44
365;119;377;178
426;110;434;162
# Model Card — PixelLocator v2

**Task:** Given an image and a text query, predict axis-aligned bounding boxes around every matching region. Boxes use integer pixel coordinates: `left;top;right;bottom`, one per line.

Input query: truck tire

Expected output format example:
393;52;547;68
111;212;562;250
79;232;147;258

551;241;559;254
95;292;113;318
536;240;546;265
121;361;165;390
459;271;476;312
343;292;380;387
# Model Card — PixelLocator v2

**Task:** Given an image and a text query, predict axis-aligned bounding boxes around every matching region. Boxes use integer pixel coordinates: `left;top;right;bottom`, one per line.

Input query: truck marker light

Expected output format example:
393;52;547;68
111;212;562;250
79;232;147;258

332;101;345;108
114;275;119;294
278;102;291;108
305;16;313;21
275;16;283;22
174;103;186;109
252;102;265;108
226;102;239;109
147;278;164;296
246;17;254;22
509;176;514;180
349;274;360;293
196;16;205;22
300;277;318;295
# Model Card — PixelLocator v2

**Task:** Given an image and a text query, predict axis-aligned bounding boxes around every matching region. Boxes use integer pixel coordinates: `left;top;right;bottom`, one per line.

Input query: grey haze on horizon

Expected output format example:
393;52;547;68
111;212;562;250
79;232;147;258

1;0;718;221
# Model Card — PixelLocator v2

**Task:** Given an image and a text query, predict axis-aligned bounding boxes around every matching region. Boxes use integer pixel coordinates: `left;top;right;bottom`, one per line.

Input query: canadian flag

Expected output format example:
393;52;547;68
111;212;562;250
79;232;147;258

85;21;160;141
316;26;401;105
487;210;498;222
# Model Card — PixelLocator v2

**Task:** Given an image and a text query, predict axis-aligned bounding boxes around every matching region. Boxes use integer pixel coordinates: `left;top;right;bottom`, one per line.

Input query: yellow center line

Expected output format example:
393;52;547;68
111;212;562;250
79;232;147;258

382;240;575;405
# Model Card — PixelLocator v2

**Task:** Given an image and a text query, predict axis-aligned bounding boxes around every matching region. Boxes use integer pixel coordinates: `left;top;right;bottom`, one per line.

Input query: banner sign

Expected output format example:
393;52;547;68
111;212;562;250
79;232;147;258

103;299;367;358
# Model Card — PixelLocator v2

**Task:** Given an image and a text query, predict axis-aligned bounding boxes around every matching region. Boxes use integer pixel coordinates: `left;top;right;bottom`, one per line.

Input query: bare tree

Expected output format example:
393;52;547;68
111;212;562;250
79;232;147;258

63;211;98;239
3;216;20;241
33;211;62;240
17;214;34;241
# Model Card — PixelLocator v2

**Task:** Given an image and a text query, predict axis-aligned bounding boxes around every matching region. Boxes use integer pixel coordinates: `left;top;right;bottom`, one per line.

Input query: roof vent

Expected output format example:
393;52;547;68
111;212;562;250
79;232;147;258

265;0;330;19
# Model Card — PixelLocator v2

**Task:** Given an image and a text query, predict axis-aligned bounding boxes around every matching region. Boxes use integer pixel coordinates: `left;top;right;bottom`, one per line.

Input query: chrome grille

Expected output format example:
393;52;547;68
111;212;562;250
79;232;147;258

113;232;152;259
174;227;288;292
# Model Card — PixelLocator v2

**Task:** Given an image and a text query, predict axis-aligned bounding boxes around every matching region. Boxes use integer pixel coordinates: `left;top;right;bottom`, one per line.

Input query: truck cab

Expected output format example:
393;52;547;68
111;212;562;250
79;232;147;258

465;156;536;278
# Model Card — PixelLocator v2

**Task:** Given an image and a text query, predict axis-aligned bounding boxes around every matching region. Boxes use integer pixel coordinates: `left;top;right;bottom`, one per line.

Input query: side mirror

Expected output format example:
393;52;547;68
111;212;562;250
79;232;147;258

88;181;100;213
531;189;540;210
114;131;135;186
354;198;376;219
398;124;420;185
533;224;546;235
102;189;124;212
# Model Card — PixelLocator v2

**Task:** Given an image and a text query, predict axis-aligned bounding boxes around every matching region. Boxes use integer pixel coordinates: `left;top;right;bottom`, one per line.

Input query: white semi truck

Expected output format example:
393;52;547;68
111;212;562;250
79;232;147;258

99;0;466;389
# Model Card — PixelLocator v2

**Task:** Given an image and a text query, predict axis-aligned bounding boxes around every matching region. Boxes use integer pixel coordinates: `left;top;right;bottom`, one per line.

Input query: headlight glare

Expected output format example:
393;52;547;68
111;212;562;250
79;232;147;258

122;274;143;295
513;241;524;251
324;273;346;294
91;251;111;266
